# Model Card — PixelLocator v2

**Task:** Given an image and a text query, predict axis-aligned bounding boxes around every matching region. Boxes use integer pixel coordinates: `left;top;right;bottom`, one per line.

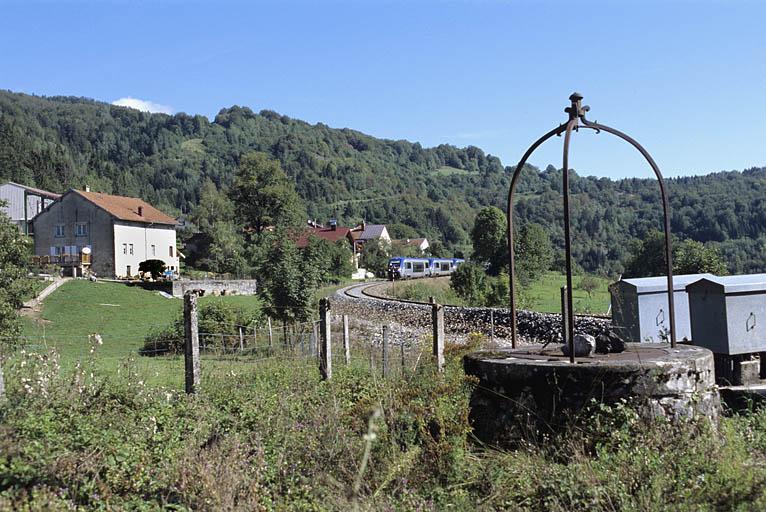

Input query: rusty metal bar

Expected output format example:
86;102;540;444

507;123;568;348
562;117;577;363
507;93;676;355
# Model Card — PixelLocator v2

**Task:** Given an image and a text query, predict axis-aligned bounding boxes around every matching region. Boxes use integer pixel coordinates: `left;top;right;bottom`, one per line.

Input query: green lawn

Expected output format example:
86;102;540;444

20;280;264;387
387;271;612;314
526;272;611;314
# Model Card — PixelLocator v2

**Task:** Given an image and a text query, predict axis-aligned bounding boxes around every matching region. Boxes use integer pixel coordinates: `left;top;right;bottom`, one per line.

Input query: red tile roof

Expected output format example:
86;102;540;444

74;190;177;225
295;226;353;248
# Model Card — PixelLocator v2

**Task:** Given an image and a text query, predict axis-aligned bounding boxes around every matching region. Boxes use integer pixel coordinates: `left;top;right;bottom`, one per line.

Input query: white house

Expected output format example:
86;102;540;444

33;189;180;278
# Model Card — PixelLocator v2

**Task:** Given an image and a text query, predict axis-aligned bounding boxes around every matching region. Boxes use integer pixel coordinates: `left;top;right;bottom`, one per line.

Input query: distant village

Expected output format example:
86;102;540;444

0;181;430;281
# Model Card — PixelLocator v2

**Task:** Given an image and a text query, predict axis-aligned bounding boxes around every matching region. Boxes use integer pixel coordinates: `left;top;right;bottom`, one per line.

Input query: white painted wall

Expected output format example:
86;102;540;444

113;222;179;278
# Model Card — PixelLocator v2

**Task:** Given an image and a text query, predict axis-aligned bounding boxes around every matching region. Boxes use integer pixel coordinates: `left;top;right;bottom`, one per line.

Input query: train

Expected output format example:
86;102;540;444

387;256;465;280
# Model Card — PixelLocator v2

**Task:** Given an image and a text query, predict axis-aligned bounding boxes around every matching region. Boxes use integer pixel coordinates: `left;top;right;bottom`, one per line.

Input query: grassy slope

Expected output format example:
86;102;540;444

21;280;263;386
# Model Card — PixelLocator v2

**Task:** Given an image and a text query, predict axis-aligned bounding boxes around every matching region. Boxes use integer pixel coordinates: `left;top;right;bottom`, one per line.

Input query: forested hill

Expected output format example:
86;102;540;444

1;89;765;274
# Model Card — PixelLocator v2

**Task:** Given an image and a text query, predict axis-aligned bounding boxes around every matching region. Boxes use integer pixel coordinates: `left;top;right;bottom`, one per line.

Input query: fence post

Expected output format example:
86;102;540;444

184;291;201;394
319;298;332;380
560;285;569;346
382;324;389;377
311;321;319;356
343;314;350;365
239;327;244;352
267;317;274;350
0;359;5;400
430;297;445;372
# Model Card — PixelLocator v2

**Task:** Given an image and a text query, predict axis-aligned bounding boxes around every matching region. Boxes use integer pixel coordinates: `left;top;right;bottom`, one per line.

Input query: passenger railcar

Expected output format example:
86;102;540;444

387;256;464;280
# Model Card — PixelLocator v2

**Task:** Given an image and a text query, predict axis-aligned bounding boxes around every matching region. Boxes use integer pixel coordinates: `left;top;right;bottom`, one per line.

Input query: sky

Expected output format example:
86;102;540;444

1;0;765;179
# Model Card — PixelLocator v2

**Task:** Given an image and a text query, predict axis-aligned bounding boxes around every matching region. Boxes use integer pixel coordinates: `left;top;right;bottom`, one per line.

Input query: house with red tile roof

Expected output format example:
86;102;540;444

32;188;180;278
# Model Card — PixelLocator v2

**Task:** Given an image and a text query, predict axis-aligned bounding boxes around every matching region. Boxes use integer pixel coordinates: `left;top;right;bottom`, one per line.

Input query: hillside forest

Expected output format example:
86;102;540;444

2;90;765;275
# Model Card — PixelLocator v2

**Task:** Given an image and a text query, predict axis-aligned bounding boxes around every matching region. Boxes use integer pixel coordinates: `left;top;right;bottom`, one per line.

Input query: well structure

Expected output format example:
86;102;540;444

464;343;720;444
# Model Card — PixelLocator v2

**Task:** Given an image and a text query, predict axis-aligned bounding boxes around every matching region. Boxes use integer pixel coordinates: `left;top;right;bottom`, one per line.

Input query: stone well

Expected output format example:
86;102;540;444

464;343;720;445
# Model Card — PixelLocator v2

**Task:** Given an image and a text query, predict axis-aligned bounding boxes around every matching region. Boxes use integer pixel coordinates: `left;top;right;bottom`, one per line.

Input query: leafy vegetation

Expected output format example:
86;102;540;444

3;90;764;275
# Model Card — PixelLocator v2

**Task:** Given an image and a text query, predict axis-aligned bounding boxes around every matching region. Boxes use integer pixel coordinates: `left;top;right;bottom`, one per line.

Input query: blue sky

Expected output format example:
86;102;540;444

2;0;765;178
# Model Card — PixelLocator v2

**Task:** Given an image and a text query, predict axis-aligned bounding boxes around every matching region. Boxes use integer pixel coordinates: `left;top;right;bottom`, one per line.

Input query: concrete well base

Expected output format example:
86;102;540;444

463;343;720;445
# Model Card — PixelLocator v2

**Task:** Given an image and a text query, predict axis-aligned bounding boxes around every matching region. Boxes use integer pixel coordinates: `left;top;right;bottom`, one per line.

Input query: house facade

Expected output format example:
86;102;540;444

33;189;179;278
0;182;60;233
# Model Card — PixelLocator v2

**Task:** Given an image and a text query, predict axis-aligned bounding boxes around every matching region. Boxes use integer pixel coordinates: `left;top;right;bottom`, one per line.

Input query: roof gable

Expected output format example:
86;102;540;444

295;226;354;248
73;190;176;225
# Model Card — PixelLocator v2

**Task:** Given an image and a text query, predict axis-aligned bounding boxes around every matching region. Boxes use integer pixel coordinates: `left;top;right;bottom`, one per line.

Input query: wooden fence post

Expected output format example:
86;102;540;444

382;324;389;377
430;297;445;372
267;317;274;350
319;298;332;380
0;359;5;400
343;314;350;365
239;327;244;352
184;291;201;394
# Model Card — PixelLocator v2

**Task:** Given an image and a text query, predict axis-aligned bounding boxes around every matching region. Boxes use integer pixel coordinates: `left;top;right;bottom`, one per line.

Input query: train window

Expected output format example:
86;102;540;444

405;262;412;270
441;262;450;271
413;262;425;272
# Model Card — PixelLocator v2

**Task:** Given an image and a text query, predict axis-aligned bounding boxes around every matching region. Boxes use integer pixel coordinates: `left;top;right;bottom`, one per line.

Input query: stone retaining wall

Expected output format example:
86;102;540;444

172;279;258;297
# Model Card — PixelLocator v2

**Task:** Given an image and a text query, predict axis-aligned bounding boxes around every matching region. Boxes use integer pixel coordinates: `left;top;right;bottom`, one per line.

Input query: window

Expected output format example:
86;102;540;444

151;245;156;256
169;246;174;257
405;262;412;270
129;244;134;255
122;243;127;255
413;262;425;273
75;222;88;236
126;265;132;276
54;224;65;237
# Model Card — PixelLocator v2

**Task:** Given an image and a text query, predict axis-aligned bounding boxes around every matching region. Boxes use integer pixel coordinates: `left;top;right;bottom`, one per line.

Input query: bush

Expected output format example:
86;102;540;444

140;300;262;355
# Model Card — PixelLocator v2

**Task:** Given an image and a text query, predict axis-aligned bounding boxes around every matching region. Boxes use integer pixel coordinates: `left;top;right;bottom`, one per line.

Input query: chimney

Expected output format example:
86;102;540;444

84;185;90;192
330;219;337;231
138;206;143;217
361;220;366;231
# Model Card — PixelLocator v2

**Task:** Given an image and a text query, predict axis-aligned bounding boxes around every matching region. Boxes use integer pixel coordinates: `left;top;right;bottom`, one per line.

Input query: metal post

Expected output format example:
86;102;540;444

267;317;273;350
311;321;319;356
183;292;200;394
382;324;389;377
400;337;406;374
319;298;332;380
343;314;350;365
239;327;244;352
430;297;445;371
560;285;569;347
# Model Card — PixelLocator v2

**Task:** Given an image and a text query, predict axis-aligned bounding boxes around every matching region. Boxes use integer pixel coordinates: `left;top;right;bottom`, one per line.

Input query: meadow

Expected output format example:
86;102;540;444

388;272;612;314
3;279;766;510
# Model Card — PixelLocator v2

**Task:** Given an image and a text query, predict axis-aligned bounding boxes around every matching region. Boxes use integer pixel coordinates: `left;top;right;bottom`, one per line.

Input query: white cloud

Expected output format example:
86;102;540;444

111;97;173;114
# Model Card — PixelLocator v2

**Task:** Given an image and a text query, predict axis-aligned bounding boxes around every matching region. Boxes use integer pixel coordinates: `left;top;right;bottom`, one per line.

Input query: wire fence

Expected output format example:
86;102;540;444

0;299;444;397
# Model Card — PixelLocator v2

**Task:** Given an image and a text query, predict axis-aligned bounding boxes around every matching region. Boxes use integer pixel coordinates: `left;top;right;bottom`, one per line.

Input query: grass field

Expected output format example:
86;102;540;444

388;271;612;313
20;280;266;386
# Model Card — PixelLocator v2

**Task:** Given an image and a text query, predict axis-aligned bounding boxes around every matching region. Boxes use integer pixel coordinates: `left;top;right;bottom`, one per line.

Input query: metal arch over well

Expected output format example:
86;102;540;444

506;93;677;360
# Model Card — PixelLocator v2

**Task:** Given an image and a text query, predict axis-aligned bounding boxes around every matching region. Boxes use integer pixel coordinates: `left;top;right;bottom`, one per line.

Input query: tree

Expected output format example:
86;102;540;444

577;275;600;298
471;206;507;275
515;223;553;285
624;231;728;277
0;208;32;342
231;152;305;236
387;223;419;240
360;239;390;277
450;262;487;305
260;235;314;324
674;239;728;275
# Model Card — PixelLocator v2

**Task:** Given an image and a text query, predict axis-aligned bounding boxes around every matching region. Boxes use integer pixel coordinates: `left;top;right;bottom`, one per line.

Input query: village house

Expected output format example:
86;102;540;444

296;219;358;267
391;237;430;254
32;188;180;278
350;222;391;247
0;182;60;234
